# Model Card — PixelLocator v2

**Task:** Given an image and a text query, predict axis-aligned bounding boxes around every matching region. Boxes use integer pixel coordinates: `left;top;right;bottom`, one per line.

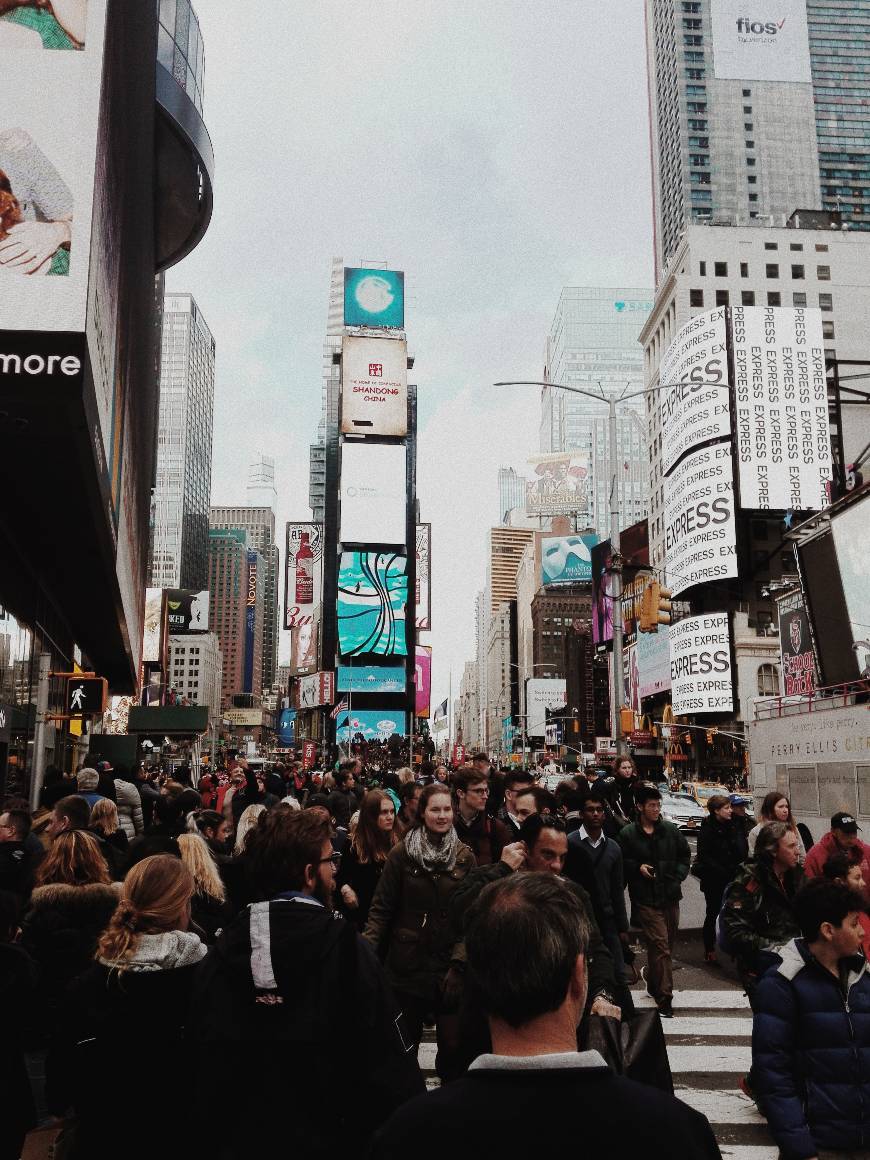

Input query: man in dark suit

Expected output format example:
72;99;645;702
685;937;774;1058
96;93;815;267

370;872;721;1160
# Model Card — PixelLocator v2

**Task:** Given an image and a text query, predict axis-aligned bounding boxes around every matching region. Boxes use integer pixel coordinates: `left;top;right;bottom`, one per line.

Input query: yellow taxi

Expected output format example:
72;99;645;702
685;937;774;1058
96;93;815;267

680;781;731;809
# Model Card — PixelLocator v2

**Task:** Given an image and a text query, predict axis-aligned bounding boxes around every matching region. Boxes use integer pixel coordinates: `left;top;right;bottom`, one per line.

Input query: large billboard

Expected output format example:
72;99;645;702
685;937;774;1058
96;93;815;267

415;522;431;630
541;534;598;586
337;550;408;657
284;522;323;630
339;441;407;545
0;0;107;332
277;708;296;746
664;443;738;596
731;306;831;511
711;0;812;83
337;664;406;693
341;335;408;436
335;708;407;742
164;589;209;634
289;612;319;676
525;451;589;517
526;677;567;738
776;588;817;696
831;501;870;678
142;587;165;665
635;626;672;700
796;531;859;686
343;267;405;329
659;308;730;476
243;551;258;693
415;645;432;719
669;613;734;716
296;671;335;710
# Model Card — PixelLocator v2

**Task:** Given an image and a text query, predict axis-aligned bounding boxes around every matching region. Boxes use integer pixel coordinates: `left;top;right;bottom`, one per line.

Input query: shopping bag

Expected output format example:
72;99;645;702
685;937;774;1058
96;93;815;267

580;1010;673;1094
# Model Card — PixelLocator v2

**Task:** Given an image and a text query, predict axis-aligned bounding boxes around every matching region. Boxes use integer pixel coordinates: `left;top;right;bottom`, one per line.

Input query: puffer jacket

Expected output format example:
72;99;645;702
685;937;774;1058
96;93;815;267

616;818;691;907
719;859;803;972
754;938;870;1159
364;838;475;1002
113;778;144;841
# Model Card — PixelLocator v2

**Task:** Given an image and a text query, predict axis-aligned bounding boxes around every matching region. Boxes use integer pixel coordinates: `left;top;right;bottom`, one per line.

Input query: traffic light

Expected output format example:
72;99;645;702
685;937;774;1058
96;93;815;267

66;676;107;716
639;581;673;633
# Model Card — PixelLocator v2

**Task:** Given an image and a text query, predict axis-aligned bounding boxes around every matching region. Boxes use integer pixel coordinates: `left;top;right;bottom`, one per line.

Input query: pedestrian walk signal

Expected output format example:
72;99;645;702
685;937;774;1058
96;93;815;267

66;676;107;716
639;581;673;633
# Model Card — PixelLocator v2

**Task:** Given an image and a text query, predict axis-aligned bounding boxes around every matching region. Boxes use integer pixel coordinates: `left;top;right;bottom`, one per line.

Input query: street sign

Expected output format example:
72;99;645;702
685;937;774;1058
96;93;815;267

66;676;107;716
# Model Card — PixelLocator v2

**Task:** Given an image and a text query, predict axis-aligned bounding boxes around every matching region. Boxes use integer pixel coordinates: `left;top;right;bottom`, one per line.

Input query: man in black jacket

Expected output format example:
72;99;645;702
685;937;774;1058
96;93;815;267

566;791;630;984
190;806;423;1158
371;873;721;1160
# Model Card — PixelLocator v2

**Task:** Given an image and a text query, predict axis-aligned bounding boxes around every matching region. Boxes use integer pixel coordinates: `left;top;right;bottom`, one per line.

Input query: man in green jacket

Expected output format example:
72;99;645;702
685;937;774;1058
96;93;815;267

617;784;691;1017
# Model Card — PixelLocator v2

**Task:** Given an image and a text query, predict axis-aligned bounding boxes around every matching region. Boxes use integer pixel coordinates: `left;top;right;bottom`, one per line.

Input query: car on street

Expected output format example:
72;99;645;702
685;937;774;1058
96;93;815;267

661;791;707;831
680;781;731;809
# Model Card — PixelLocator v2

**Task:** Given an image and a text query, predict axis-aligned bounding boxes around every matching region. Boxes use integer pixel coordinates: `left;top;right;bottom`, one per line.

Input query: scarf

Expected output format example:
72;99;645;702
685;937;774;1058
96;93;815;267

405;824;461;872
100;930;206;973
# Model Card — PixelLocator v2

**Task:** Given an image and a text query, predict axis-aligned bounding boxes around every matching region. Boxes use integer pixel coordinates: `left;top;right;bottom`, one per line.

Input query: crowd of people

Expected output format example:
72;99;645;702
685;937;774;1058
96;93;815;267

2;750;870;1158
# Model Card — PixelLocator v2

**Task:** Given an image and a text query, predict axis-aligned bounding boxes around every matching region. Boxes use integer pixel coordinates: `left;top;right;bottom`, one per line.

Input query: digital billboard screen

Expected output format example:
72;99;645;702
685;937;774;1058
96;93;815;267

164;589;209;634
337;551;408;658
284;522;323;630
339;441;407;546
343;267;404;329
335;709;407;742
831;501;870;678
337;664;406;693
341;335;408;436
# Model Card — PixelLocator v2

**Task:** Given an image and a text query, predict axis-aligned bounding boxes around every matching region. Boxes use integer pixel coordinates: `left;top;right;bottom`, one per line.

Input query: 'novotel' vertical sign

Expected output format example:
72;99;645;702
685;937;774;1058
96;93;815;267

243;551;257;694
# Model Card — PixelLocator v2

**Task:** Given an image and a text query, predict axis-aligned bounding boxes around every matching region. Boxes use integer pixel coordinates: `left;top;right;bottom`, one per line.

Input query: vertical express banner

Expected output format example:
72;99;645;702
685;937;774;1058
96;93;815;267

664;443;737;596
659;308;730;475
243;550;257;693
669;613;734;715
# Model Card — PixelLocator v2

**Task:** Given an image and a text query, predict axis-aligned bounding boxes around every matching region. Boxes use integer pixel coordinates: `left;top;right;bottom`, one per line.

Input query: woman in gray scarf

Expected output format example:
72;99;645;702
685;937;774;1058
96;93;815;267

365;782;475;1059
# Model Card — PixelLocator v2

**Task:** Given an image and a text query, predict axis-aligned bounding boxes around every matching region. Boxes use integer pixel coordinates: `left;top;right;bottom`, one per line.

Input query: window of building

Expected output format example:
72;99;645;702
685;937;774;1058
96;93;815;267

817;265;831;281
744;122;753;131
793;292;807;307
819;292;833;311
766;264;779;278
791;264;805;279
740;262;749;277
757;664;778;697
743;105;752;114
699;260;706;275
742;290;755;305
714;260;727;276
715;289;729;306
749;193;758;202
815;243;829;252
745;140;755;149
742;88;751;97
746;157;756;166
747;175;757;184
822;320;835;340
764;242;778;250
790;243;803;252
767;291;781;306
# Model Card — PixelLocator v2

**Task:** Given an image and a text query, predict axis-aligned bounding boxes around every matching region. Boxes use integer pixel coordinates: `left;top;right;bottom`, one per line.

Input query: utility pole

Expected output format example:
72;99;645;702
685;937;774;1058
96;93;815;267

29;652;52;811
608;392;626;756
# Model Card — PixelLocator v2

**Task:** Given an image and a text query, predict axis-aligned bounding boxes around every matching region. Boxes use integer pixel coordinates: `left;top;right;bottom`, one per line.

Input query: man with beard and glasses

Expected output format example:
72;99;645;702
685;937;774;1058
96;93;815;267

190;805;423;1159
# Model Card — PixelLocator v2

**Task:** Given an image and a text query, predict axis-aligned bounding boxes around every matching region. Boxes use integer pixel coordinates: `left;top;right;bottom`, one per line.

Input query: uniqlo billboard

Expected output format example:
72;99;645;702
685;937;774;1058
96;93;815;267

341;335;408;436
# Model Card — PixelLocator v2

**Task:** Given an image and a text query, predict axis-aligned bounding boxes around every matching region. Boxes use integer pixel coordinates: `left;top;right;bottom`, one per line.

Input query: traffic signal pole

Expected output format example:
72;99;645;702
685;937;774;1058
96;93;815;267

607;393;626;756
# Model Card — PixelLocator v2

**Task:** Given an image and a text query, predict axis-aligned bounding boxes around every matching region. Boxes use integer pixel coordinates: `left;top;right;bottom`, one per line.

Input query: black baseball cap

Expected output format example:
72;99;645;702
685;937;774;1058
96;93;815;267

831;811;861;834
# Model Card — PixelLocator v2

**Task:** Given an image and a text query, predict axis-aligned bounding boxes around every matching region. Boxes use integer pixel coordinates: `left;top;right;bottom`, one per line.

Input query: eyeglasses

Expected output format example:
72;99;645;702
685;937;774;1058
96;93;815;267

319;852;341;867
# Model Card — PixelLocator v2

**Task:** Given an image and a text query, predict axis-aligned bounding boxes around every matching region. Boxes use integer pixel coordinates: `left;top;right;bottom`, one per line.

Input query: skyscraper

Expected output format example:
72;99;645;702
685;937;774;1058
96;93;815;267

541;288;652;539
246;454;278;510
207;528;264;708
309;257;345;522
645;0;870;278
149;293;216;590
497;467;526;523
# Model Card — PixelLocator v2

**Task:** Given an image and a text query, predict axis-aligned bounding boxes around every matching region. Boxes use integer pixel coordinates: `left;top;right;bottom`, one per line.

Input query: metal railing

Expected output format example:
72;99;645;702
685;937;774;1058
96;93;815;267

754;681;870;721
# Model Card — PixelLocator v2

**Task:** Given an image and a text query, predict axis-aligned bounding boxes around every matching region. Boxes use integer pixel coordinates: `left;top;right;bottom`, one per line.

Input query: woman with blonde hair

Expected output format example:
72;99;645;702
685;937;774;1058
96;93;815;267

89;797;128;877
22;831;118;1018
177;831;231;942
46;855;204;1159
234;802;266;855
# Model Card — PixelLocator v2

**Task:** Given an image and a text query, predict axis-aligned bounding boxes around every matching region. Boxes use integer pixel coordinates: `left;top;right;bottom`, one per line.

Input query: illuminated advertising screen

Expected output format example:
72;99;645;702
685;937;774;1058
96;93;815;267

669;613;734;715
284;522;323;630
591;540;613;646
339;441;407;545
711;0;812;82
335;709;407;742
415;522;431;630
337;664;406;693
343;267;405;328
277;708;296;746
337;551;408;657
415;646;432;719
731;307;831;510
341;335;407;436
164;589;209;634
289;613;319;676
541;534;598;586
664;443;738;596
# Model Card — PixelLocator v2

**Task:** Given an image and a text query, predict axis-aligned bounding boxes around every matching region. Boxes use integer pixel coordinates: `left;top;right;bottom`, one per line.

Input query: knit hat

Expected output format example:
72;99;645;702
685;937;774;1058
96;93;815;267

77;767;99;791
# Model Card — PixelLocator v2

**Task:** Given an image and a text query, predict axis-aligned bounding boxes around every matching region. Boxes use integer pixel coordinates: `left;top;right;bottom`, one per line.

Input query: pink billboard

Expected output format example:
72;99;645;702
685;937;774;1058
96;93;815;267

415;646;432;719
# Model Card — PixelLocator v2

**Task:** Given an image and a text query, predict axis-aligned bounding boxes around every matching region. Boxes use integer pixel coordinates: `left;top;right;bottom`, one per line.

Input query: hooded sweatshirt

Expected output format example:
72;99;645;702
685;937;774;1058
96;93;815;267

189;895;424;1158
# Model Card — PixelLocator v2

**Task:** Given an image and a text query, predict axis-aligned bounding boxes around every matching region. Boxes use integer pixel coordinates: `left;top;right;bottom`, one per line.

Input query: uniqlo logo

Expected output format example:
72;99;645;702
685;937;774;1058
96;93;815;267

369;363;383;377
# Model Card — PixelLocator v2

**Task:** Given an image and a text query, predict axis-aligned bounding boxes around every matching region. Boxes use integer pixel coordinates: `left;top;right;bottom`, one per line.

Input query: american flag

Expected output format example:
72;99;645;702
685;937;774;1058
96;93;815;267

330;697;349;721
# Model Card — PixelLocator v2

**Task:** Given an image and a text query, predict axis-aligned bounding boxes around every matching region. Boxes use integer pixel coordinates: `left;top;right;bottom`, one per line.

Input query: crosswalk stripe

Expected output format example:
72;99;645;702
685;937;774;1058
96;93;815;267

715;1149;778;1159
676;1088;765;1124
633;988;750;1009
668;1044;752;1072
662;1017;753;1037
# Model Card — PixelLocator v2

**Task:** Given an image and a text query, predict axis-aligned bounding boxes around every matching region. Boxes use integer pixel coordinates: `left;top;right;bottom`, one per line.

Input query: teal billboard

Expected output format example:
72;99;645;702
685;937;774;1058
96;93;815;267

343;267;405;328
541;534;599;586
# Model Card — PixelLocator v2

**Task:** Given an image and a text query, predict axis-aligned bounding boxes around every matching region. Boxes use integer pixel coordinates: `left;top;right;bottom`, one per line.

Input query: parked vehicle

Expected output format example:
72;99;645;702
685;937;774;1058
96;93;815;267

661;791;707;831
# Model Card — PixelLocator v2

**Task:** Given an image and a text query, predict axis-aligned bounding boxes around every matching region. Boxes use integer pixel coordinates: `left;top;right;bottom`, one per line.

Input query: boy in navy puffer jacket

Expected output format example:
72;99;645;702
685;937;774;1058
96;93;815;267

753;879;870;1160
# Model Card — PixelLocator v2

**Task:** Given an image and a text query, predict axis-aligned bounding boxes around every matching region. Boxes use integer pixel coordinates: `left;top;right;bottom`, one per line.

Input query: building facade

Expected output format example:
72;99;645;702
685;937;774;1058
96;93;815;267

309;257;345;522
541;288;653;538
497;466;527;524
168;632;222;720
209;503;279;689
488;527;534;615
149;293;215;589
207;528;264;708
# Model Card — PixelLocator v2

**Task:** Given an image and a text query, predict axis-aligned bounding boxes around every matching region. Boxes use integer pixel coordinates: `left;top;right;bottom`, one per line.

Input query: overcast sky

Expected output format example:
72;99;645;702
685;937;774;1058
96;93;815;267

166;0;655;718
